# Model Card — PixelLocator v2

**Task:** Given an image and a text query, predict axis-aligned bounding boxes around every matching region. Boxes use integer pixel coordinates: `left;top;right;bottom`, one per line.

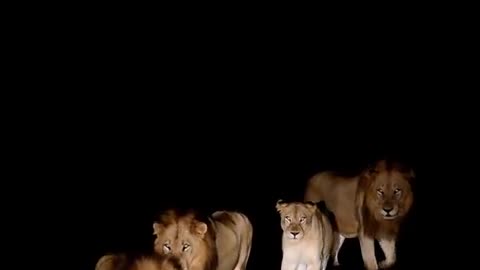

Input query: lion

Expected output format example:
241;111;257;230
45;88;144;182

152;208;253;270
95;252;184;270
304;159;415;270
276;200;335;270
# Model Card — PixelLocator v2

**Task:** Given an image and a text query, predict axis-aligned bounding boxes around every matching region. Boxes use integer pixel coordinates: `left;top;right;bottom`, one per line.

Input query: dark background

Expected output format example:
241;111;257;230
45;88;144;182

63;117;425;270
8;16;471;268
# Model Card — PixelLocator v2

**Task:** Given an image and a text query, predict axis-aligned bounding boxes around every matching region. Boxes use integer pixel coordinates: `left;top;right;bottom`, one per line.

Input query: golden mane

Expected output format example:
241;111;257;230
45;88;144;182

356;160;414;239
95;253;183;270
153;209;218;270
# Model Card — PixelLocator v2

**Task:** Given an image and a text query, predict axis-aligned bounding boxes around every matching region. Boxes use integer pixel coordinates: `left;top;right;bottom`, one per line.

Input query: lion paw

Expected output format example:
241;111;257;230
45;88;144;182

364;262;378;270
378;260;394;269
333;261;340;267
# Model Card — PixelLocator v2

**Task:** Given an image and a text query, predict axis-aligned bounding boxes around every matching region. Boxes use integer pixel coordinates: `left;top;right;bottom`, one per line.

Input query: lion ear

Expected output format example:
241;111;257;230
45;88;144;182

194;222;208;237
364;166;378;178
276;199;287;212
304;201;317;211
153;222;162;236
365;159;387;176
369;168;378;174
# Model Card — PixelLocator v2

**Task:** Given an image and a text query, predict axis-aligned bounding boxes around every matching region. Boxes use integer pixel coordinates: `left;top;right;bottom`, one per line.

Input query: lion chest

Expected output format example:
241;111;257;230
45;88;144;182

282;240;321;264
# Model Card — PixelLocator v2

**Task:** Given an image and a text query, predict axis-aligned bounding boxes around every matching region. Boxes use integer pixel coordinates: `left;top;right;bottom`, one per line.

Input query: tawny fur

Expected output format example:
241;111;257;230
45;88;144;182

304;159;414;270
153;209;253;270
95;253;183;270
276;201;335;270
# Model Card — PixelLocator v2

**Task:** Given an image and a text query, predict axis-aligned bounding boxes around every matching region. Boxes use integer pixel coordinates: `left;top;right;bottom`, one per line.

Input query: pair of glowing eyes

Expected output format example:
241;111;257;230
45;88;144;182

377;188;402;196
163;243;191;252
284;216;306;223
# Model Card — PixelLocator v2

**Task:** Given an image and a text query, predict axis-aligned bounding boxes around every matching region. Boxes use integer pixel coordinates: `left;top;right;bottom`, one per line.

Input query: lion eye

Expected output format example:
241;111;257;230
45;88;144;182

394;188;401;195
300;217;306;223
377;189;384;196
285;216;291;222
163;243;171;253
182;243;190;252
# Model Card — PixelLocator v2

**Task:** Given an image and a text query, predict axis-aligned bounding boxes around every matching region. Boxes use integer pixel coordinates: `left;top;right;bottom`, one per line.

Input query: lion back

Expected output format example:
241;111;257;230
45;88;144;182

211;210;253;270
211;211;253;247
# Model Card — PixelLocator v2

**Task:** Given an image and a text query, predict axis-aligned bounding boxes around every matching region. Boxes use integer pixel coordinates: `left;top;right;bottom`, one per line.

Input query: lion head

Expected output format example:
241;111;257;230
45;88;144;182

95;254;126;270
152;209;218;270
276;200;318;241
359;160;414;237
133;255;183;270
95;253;183;270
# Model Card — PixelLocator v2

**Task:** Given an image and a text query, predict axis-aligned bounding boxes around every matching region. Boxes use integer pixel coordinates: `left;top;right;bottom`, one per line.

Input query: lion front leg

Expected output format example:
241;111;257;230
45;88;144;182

359;233;378;270
378;239;396;269
333;234;345;266
281;260;299;270
320;256;329;270
306;260;321;270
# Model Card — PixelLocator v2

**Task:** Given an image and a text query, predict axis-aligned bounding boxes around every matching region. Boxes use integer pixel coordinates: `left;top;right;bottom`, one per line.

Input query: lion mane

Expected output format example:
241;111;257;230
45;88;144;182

357;160;414;240
304;159;415;270
152;209;217;270
95;253;183;270
152;208;253;270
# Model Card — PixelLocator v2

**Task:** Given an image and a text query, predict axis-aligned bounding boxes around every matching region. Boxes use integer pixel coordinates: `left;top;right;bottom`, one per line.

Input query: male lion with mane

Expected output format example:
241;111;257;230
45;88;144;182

95;252;184;270
276;200;335;270
304;159;415;270
153;208;253;270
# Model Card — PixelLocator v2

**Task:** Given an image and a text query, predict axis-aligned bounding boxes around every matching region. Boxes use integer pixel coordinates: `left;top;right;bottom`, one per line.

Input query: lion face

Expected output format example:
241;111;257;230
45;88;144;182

276;200;317;241
152;212;209;270
364;162;414;222
95;253;183;270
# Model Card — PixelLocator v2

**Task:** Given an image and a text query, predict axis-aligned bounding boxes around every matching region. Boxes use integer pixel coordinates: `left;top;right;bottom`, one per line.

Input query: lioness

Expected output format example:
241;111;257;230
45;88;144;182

304;159;414;270
276;200;335;270
153;209;253;270
95;253;184;270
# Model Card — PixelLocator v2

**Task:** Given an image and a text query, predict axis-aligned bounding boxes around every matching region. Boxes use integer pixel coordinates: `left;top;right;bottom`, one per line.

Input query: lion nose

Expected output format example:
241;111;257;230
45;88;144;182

383;206;393;213
291;232;299;237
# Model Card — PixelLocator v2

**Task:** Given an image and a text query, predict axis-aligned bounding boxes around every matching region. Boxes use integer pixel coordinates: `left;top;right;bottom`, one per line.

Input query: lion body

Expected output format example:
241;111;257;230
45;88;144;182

210;211;253;270
153;209;253;270
276;201;335;270
304;160;414;270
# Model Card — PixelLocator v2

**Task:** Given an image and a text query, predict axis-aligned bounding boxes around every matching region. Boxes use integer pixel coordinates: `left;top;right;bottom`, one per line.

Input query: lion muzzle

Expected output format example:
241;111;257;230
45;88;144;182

380;205;399;219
